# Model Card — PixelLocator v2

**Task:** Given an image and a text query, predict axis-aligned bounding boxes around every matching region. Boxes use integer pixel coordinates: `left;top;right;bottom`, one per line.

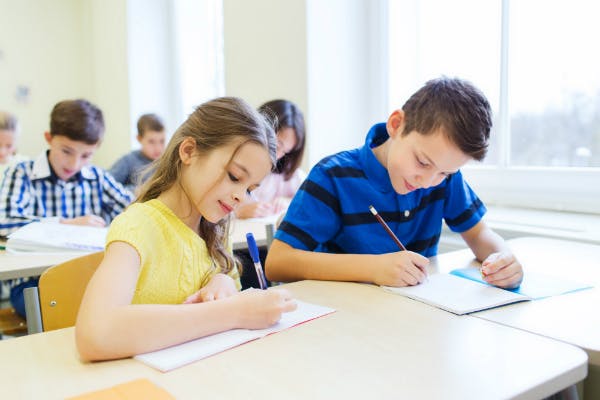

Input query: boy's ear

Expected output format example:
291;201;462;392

386;110;405;139
178;137;196;165
43;131;52;144
136;134;143;143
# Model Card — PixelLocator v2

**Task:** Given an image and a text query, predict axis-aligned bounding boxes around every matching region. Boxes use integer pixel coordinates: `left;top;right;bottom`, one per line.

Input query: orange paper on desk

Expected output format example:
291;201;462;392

67;378;175;400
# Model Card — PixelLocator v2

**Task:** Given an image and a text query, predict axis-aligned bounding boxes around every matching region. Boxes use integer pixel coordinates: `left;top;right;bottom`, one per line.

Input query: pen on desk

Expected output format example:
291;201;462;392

369;205;428;279
246;232;268;290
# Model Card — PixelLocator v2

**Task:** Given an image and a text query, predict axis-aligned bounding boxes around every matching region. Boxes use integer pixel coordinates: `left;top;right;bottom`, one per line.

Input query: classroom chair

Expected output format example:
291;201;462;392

23;251;104;334
0;306;27;339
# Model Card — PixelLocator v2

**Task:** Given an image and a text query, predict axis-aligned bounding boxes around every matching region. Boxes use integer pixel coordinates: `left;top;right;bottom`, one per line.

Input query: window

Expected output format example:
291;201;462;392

388;0;600;213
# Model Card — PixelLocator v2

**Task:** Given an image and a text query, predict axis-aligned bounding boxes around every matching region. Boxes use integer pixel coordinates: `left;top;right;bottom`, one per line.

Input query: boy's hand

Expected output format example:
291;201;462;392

481;252;523;289
183;273;238;303
373;251;429;287
61;215;106;227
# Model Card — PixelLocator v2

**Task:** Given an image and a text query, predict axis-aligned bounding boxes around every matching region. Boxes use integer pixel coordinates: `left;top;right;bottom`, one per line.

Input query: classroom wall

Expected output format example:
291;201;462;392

1;0;384;170
0;0;93;160
0;0;130;169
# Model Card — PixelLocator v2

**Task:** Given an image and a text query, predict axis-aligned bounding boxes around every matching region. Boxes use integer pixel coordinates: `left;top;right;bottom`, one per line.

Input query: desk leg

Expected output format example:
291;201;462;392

24;287;43;334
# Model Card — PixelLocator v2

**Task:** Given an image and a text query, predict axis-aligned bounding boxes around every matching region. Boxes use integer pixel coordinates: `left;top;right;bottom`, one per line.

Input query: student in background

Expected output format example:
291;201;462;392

234;99;306;289
235;99;306;219
109;113;166;191
266;77;524;289
0;99;133;317
0;111;28;179
76;97;296;361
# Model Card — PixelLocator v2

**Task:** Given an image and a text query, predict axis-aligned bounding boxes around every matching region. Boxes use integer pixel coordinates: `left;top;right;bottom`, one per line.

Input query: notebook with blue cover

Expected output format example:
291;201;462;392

450;267;593;300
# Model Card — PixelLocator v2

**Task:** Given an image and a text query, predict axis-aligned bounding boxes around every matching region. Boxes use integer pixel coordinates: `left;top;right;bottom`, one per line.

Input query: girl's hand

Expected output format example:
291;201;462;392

233;288;297;329
481;252;523;289
61;215;106;227
372;251;429;287
270;197;291;214
183;273;238;304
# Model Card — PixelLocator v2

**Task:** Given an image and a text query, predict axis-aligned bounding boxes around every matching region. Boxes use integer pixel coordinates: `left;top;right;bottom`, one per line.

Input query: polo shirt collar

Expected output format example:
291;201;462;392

31;151;95;182
360;123;395;193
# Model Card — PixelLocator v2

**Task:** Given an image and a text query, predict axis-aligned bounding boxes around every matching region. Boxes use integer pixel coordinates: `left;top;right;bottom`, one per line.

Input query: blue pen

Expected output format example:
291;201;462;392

246;232;268;289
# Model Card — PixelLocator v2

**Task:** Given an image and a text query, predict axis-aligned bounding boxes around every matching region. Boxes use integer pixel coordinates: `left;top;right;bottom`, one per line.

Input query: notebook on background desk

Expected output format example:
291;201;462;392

6;222;107;253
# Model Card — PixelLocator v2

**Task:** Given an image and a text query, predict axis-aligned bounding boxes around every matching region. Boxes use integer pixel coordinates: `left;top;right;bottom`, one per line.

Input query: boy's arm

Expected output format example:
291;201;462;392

99;170;135;222
265;239;428;286
108;156;130;186
0;165;38;236
460;221;523;288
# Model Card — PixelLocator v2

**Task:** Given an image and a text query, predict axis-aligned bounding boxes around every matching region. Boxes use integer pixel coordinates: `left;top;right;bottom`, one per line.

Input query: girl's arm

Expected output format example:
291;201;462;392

75;241;296;361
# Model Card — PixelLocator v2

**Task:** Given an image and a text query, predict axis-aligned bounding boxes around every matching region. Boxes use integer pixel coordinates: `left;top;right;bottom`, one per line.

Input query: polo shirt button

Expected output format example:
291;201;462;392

404;210;410;217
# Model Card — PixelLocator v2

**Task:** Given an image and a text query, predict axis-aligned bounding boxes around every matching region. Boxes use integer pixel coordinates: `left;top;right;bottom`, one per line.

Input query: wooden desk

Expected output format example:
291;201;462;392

0;280;587;399
433;236;600;399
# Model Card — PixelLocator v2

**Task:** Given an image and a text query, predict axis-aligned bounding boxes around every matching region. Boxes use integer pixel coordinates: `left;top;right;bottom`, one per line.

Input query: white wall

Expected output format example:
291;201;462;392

0;0;93;159
1;0;385;170
223;0;386;168
305;0;387;165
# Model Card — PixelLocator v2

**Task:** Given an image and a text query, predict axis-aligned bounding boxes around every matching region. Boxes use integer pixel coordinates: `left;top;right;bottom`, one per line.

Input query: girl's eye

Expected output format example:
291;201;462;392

417;158;428;167
228;172;239;182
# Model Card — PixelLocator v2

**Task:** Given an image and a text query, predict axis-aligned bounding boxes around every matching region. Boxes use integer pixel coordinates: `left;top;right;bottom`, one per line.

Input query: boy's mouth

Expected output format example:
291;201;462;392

404;179;416;192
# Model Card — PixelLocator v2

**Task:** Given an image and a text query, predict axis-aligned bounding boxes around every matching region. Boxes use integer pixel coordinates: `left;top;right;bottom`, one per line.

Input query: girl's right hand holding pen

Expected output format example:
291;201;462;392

373;251;429;287
233;288;297;329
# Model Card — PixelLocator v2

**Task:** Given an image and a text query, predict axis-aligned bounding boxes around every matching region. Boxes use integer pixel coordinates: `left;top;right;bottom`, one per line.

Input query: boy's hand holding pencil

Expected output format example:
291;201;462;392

369;205;429;286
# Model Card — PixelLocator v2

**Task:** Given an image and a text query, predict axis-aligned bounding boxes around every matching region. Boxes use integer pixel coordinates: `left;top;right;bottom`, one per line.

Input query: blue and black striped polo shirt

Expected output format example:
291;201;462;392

275;123;486;257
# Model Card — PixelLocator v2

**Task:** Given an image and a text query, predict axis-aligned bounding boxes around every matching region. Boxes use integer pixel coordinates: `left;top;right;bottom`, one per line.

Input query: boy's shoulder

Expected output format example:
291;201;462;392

313;147;361;172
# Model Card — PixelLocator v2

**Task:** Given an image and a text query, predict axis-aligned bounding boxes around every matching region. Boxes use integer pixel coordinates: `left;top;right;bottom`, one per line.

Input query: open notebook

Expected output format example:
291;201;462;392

382;274;530;315
6;222;107;253
383;267;592;315
135;300;335;372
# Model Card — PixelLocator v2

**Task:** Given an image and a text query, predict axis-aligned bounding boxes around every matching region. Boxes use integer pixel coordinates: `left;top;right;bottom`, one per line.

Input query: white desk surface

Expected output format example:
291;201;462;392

0;251;86;280
0;280;587;400
433;236;600;365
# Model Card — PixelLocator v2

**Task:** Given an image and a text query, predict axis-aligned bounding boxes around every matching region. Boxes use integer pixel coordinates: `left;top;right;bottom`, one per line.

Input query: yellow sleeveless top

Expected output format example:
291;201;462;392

106;199;240;304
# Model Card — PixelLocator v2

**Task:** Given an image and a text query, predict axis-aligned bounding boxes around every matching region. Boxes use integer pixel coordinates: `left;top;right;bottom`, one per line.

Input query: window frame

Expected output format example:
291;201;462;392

386;0;600;214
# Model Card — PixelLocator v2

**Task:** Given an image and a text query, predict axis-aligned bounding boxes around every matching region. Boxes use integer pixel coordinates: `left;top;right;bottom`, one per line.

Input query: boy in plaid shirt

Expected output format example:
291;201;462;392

0;99;133;316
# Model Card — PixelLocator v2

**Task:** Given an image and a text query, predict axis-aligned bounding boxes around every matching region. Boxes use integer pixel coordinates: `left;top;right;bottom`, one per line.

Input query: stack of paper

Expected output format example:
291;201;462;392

6;222;107;253
135;300;335;372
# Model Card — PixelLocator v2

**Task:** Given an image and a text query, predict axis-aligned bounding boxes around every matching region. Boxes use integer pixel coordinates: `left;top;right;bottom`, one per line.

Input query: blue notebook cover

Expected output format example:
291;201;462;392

450;267;593;300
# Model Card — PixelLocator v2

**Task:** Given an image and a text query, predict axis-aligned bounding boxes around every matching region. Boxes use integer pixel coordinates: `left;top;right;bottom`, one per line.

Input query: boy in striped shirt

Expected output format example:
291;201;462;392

0;99;133;316
266;77;524;290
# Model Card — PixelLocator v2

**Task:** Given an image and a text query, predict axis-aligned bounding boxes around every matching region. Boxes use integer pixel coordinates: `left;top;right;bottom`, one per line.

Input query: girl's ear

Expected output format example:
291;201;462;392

179;137;197;165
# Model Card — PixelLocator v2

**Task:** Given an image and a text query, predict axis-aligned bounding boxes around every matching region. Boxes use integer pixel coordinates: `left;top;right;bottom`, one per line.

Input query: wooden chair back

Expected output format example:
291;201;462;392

38;251;104;331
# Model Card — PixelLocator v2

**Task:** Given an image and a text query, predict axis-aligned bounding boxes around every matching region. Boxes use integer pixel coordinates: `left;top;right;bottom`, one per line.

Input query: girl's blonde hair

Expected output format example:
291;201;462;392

137;97;277;274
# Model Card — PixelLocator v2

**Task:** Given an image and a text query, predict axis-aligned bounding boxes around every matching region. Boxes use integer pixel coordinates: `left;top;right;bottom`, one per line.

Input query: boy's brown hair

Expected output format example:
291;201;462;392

137;113;164;137
50;99;104;145
401;76;492;161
